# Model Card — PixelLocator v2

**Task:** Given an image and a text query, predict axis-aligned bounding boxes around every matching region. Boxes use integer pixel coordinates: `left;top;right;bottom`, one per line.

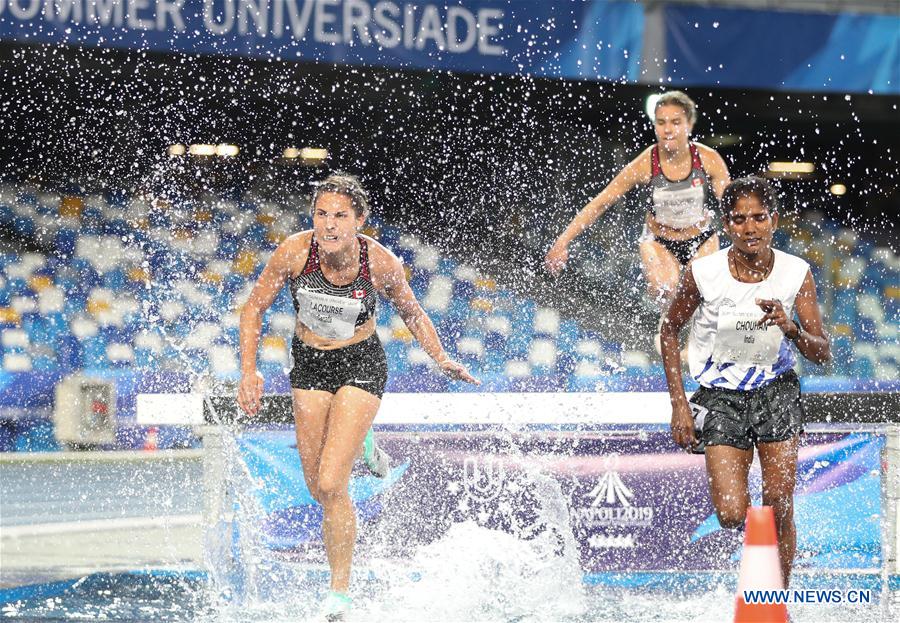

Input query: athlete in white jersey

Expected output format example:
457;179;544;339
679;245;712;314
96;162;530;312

237;173;478;620
661;176;830;586
545;91;731;309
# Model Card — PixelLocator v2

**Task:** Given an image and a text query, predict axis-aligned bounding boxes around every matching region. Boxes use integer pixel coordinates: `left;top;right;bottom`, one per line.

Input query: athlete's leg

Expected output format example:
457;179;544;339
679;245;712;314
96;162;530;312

705;444;754;529
639;239;682;309
316;385;381;592
640;239;686;355
292;388;334;501
758;436;800;586
690;232;720;263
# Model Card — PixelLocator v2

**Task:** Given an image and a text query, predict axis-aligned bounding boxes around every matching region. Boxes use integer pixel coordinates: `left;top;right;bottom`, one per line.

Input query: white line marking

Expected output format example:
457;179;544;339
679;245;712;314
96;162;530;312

0;514;202;538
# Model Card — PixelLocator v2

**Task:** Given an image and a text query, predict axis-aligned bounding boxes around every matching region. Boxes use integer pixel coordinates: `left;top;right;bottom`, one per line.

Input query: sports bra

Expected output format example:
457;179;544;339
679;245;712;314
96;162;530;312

648;143;714;230
289;235;377;340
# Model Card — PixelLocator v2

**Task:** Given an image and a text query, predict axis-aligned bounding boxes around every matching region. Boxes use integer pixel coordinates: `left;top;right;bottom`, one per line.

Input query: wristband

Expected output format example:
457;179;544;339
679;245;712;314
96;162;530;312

789;324;803;342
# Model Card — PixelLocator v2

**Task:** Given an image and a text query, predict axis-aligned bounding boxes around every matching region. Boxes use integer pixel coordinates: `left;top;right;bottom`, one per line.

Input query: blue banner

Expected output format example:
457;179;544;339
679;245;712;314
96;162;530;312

2;2;895;93
228;427;885;572
664;5;900;95
0;0;643;81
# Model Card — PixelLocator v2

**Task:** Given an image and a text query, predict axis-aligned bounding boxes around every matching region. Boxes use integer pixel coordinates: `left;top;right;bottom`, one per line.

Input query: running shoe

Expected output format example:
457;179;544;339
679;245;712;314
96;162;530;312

363;428;390;478
319;590;352;622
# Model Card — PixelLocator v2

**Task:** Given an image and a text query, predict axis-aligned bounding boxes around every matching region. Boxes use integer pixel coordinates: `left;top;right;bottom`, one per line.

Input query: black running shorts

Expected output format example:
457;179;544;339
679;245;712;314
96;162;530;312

658;228;716;266
289;333;388;398
690;370;804;451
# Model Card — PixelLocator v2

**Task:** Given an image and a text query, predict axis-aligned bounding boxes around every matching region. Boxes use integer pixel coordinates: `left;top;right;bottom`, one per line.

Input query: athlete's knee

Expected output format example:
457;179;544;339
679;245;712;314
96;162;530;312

316;470;349;503
716;510;746;530
304;477;322;502
715;498;750;530
647;279;670;297
647;280;675;308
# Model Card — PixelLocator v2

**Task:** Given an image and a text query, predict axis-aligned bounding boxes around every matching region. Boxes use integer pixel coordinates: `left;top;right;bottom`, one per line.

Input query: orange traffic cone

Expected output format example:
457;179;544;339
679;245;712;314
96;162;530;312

734;506;788;623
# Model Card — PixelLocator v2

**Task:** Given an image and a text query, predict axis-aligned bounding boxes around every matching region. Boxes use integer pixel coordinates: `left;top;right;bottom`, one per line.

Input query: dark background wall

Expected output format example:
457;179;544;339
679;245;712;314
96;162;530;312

1;42;898;340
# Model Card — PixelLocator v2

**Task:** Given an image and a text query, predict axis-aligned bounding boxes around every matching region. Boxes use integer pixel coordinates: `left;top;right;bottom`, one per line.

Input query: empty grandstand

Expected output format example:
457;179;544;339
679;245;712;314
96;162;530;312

0;173;896;450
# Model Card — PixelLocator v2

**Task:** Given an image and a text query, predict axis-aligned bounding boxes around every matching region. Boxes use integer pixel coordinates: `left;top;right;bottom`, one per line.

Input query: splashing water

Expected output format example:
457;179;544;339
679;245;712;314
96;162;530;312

362;519;586;622
199;423;587;621
360;459;587;622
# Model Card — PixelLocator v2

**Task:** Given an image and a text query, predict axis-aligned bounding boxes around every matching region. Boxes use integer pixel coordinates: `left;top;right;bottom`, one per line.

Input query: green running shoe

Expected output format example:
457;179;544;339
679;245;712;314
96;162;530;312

363;428;390;478
319;590;351;622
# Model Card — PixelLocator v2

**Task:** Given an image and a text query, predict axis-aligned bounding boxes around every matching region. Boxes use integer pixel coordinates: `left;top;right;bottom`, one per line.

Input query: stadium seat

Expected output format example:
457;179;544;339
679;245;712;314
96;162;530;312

528;338;558;371
0;182;893;389
533;307;560;337
106;342;135;367
422;275;453;313
456;336;485;368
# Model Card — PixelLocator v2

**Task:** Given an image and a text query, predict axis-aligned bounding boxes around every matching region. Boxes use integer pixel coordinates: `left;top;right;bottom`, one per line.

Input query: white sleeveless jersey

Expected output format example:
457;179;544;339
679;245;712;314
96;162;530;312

688;247;810;390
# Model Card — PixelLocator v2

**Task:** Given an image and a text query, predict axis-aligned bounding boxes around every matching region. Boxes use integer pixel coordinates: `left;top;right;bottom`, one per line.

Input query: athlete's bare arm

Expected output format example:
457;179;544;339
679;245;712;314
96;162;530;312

369;243;479;385
661;266;702;449
695;143;731;199
757;270;830;364
545;147;652;274
237;234;307;414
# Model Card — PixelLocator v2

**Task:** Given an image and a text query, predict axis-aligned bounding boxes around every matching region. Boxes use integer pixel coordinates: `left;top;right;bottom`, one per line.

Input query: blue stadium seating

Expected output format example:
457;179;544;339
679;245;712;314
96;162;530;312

0;185;896;392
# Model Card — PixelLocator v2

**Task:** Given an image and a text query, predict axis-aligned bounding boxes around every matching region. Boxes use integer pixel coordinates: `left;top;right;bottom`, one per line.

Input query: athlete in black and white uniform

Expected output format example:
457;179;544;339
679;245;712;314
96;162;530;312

661;176;831;587
546;91;730;327
642;141;719;265
237;173;478;620
288;234;386;397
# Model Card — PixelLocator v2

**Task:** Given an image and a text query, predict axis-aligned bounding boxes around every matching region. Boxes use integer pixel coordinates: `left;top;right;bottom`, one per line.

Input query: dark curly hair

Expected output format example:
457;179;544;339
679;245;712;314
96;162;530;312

721;176;779;216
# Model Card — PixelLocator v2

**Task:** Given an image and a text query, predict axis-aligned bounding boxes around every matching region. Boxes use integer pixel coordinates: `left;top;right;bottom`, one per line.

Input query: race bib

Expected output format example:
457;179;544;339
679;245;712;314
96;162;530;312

296;289;362;340
689;402;708;433
711;305;782;365
652;185;706;228
688;401;708;454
